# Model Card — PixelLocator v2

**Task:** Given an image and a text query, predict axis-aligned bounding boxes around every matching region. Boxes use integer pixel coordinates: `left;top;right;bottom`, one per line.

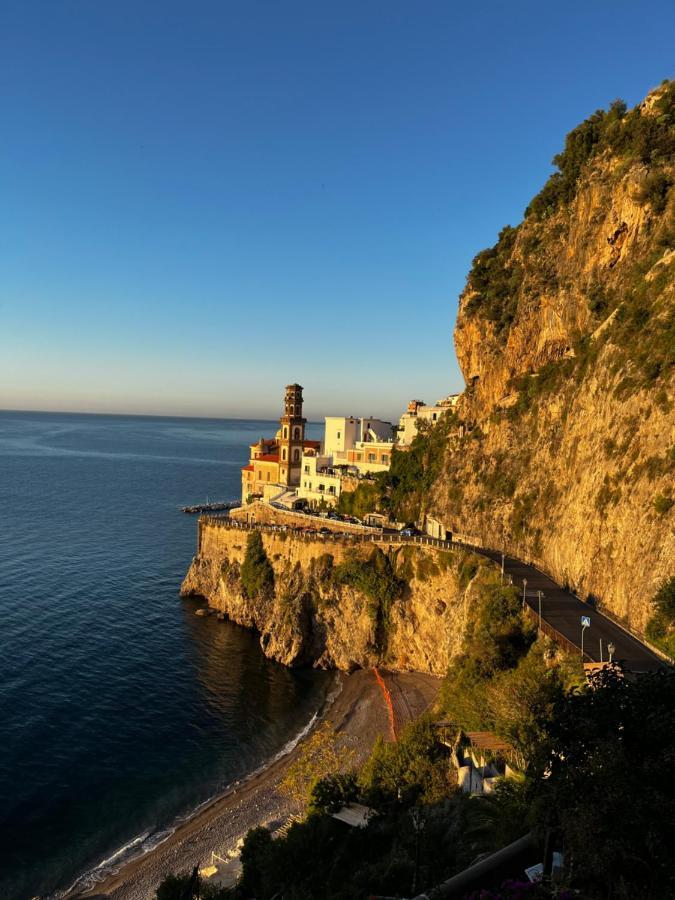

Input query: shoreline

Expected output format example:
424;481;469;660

70;669;440;900
57;673;342;899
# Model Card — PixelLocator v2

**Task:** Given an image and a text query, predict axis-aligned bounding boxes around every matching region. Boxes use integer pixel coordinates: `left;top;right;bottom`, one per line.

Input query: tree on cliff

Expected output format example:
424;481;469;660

240;530;274;601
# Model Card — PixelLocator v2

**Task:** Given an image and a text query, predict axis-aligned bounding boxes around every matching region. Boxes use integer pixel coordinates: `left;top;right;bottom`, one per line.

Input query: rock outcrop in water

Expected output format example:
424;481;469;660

181;520;479;674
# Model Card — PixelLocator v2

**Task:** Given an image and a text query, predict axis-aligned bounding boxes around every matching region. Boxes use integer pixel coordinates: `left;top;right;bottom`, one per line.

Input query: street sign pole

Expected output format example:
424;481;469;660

580;615;591;659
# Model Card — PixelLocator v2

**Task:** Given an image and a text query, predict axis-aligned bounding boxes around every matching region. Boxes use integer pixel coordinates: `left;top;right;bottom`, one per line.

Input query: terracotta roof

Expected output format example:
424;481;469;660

257;454;279;463
242;465;254;471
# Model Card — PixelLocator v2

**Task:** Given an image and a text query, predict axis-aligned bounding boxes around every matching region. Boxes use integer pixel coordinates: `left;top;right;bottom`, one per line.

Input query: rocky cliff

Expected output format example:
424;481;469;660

430;82;675;632
181;520;484;674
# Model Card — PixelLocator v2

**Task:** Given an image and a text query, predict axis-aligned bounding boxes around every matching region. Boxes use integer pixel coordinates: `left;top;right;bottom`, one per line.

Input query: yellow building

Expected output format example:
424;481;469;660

344;439;394;474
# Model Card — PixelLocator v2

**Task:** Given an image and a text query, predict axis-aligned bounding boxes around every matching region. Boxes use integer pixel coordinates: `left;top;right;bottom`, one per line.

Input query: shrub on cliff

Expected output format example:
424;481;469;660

645;575;675;657
334;548;405;653
240;530;274;601
439;574;538;743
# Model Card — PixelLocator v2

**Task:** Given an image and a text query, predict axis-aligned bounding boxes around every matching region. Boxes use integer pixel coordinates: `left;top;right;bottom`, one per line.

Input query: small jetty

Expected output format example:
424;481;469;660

181;500;240;514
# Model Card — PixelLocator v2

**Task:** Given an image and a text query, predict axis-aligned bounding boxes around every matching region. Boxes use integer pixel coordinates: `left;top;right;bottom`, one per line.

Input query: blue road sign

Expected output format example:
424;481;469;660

581;615;591;628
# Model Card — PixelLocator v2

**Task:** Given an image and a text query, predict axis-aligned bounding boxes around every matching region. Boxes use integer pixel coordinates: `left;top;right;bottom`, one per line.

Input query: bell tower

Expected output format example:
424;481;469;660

278;383;306;486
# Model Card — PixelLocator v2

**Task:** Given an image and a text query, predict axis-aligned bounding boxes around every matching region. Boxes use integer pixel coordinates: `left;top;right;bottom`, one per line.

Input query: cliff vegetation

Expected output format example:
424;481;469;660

431;81;674;632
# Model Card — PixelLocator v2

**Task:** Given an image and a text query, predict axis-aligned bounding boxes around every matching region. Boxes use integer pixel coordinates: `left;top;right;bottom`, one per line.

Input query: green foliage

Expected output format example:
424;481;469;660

486;646;565;760
526;84;675;220
587;280;615;316
645;576;675;657
526;99;629;219
415;555;440;581
479;451;518;498
637;171;673;213
653;492;674;515
279;723;351;808
336;478;383;518
156;871;232;900
310;772;359;814
240;530;274;601
458;553;480;590
359;715;452;810
460;777;531;859
464;225;524;333
506;361;575;420
156;873;194;900
385;417;452;521
440;573;542;752
334;548;405;653
530;667;675;897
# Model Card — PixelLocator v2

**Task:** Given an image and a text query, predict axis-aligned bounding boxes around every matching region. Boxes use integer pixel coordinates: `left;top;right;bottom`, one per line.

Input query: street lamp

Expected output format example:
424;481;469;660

537;590;543;631
522;578;527;607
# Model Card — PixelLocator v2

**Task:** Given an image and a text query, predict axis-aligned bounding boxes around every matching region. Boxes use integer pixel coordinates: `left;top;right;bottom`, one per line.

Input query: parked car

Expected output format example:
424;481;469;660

319;526;331;535
400;525;420;537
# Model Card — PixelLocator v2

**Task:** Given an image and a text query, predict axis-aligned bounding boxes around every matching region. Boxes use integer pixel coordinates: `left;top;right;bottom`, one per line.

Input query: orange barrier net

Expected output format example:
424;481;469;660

372;666;397;741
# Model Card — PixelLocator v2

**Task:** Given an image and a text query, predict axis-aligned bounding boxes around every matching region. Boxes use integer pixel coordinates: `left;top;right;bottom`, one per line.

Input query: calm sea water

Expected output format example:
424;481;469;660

0;411;330;900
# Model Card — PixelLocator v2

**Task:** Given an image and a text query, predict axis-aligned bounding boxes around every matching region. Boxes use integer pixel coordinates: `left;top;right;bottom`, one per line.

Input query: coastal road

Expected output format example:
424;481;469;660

470;547;664;672
208;514;665;672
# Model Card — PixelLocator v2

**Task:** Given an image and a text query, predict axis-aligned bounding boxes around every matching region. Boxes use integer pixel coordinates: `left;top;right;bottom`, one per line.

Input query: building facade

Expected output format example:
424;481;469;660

240;384;320;504
397;394;460;446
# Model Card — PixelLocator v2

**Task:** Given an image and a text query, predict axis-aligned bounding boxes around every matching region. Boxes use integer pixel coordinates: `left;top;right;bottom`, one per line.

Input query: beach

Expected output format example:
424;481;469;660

76;669;440;900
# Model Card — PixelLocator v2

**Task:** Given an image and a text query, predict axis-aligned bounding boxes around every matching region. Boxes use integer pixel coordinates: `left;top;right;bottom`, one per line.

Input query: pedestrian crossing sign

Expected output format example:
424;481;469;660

581;615;591;628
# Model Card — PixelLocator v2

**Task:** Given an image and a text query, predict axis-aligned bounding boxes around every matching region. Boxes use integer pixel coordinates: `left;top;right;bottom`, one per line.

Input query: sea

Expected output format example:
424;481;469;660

0;410;331;900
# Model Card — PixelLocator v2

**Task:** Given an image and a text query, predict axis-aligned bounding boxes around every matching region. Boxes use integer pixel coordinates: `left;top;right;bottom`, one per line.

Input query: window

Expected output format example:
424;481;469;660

433;413;437;421
368;453;376;463
292;449;300;462
293;427;300;440
282;448;287;460
319;484;325;492
328;486;335;494
304;465;310;474
356;453;363;461
337;431;341;440
266;472;270;481
382;454;389;463
283;427;288;439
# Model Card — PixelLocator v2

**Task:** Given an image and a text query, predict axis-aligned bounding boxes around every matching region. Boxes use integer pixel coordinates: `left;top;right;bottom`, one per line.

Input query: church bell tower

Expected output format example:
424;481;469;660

278;384;306;486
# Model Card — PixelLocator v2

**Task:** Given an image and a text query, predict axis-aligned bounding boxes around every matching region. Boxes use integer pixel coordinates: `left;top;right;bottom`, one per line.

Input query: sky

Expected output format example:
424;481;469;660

1;1;673;421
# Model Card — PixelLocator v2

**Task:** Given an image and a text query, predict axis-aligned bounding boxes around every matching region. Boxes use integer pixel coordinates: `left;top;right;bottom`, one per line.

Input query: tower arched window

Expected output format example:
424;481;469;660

283;427;288;439
293;427;300;440
282;448;287;461
292;448;300;462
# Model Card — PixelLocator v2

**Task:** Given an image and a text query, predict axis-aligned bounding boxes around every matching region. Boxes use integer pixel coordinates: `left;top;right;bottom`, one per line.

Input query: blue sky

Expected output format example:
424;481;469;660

2;1;673;421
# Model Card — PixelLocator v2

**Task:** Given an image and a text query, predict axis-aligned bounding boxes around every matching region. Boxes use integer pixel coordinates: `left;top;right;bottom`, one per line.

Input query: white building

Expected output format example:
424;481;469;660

324;416;392;462
397;395;460;446
296;449;343;507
